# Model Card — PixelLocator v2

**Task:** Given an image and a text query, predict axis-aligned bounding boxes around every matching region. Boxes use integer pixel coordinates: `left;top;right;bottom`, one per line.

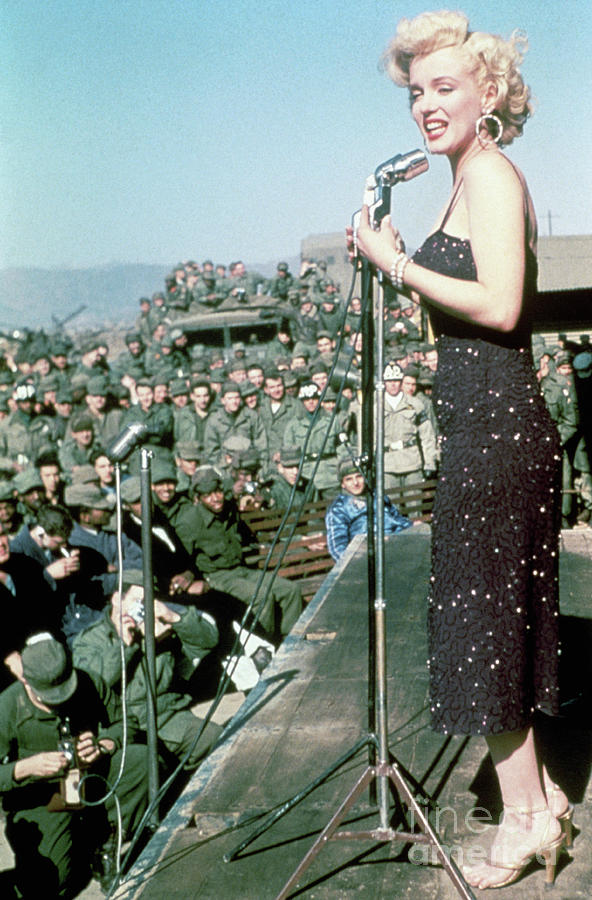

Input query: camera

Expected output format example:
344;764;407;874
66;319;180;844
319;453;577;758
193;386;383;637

243;480;259;495
235;288;247;302
128;597;145;624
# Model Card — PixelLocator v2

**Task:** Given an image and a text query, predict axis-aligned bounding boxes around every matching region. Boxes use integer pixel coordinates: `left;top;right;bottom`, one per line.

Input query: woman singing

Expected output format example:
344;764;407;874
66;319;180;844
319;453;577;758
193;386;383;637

349;10;570;890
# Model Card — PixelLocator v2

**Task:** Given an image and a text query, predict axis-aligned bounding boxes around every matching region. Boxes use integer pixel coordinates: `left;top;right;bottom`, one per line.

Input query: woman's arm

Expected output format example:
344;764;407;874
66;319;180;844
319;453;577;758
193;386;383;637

354;153;528;333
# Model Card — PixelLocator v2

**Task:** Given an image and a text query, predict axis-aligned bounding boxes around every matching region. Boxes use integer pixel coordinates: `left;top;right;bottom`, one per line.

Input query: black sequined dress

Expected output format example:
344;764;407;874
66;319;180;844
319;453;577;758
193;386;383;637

412;229;562;735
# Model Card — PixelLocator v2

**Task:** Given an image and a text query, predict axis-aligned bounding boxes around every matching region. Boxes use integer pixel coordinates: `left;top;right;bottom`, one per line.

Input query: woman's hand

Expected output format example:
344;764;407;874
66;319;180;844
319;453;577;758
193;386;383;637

346;206;405;274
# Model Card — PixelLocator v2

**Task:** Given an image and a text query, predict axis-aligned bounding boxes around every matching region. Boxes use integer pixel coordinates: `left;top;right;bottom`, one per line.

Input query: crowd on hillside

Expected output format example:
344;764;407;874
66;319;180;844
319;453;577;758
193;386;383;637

0;255;591;894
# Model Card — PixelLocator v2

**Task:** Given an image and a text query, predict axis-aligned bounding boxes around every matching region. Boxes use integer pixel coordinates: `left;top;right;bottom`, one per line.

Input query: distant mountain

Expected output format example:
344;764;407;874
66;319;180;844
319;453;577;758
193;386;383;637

0;255;301;334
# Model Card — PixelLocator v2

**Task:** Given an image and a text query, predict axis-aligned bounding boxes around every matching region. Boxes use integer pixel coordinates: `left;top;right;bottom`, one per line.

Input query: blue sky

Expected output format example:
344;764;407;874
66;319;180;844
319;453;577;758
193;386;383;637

1;0;590;269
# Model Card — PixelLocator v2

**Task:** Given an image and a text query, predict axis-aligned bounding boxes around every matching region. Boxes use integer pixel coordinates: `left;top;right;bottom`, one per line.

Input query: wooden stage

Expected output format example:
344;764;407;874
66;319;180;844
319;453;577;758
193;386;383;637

112;528;592;900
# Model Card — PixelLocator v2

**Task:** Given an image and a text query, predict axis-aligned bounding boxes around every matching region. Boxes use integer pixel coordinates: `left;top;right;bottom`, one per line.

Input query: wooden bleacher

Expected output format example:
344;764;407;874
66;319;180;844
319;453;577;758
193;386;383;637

242;477;438;602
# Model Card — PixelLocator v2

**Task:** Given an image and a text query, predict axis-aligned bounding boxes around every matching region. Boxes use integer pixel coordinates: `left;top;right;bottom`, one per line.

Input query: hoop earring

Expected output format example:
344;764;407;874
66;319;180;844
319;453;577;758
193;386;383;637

475;112;503;148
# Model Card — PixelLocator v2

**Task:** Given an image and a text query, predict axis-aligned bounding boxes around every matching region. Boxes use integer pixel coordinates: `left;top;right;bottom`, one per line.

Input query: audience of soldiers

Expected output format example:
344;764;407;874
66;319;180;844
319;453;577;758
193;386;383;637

0;255;590;895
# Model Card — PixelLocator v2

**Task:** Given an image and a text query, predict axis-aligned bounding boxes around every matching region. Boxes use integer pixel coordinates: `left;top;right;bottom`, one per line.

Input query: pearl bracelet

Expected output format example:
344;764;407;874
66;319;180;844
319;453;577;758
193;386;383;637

389;252;409;290
389;252;406;286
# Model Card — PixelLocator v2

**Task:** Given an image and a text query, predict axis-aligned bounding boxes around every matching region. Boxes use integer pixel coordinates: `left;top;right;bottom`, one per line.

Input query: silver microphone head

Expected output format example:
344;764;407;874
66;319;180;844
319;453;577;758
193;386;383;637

375;149;429;186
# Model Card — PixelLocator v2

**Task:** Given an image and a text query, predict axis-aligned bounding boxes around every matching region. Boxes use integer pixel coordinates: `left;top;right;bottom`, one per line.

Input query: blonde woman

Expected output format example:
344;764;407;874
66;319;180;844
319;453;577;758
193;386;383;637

349;10;570;890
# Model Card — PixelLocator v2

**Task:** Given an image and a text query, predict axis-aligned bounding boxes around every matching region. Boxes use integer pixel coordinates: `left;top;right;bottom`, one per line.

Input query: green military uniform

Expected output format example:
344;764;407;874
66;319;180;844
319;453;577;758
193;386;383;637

0;669;148;898
541;373;579;523
203;406;268;465
258;393;304;459
282;407;341;497
121;400;174;450
174;496;302;640
73;605;220;767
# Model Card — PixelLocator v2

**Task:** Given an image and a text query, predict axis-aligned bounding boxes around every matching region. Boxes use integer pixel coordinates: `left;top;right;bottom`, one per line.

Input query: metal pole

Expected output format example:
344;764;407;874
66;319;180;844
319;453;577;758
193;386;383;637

139;448;159;827
373;271;389;828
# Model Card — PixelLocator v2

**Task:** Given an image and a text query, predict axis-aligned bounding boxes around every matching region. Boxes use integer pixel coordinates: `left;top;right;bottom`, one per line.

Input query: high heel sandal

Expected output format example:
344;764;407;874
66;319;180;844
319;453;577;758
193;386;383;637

546;783;575;849
463;806;565;890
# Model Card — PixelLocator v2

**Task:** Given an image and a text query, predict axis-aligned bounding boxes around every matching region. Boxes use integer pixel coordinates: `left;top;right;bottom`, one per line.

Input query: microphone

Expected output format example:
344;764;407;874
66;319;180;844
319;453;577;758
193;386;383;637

352;148;429;237
106;422;148;463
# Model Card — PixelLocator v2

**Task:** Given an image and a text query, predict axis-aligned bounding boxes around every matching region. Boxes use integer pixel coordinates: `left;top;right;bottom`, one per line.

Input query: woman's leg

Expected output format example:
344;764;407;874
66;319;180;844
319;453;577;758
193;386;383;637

463;726;562;889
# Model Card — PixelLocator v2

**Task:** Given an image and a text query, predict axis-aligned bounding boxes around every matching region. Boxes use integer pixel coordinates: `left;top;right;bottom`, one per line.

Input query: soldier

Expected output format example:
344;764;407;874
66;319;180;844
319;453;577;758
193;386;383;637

120;377;174;451
83;375;123;449
0;633;149;898
174;469;302;645
268;262;294;302
58;412;100;476
382;364;438;494
541;352;579;527
259;368;304;463
174;440;202;493
318;291;343;338
282;382;341;499
0;382;53;467
175;376;214;447
203;380;268;466
136;297;153;345
111;331;146;381
267;448;309;510
72;573;221;770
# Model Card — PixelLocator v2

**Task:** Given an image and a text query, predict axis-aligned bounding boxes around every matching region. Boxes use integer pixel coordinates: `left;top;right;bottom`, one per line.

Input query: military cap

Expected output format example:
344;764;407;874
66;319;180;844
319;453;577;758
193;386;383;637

0;481;15;502
573;351;592;379
388;347;408;362
417;372;435;388
221;380;241;397
86;375;110;397
175;441;202;461
322;386;339;402
298;382;320;400
202;270;216;282
80;338;102;355
229;359;247;373
320;295;336;306
239;380;258;398
264;366;282;381
403;364;419;378
125;331;143;345
190;344;206;359
277;262;289;272
292;347;310;360
383;363;404;381
51;339;70;356
22;634;78;706
64;482;112;509
55;387;74;404
170;327;184;341
70;412;94;432
231;448;260;471
279;449;301;467
70;464;100;486
283;371;300;389
152;292;165;302
309;360;328;375
222;434;250;453
555;351;572;367
120;476;142;504
169;378;189;397
387;297;401;310
151;458;178;484
232;342;246;353
121;568;145;589
38;374;61;393
338;459;358;481
13;467;43;495
14;382;36;401
139;296;151;306
287;288;300;301
191;467;223;495
399;298;414;311
406;341;420;353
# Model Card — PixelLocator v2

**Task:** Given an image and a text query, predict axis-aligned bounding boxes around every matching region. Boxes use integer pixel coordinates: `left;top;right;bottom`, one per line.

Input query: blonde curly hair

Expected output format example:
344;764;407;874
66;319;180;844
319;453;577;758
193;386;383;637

382;10;533;146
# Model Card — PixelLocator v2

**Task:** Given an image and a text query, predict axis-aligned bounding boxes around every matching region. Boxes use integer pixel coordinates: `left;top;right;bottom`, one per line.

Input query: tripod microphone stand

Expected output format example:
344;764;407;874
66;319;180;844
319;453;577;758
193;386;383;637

225;153;476;900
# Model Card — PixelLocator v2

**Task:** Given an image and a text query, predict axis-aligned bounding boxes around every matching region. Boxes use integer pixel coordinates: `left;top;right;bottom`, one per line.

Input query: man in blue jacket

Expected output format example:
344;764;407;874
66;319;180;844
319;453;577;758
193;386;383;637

325;460;412;562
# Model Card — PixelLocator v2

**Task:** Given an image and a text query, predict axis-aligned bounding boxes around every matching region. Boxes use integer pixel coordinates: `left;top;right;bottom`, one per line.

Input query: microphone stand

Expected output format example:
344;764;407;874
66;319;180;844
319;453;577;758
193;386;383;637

225;153;476;900
140;447;160;828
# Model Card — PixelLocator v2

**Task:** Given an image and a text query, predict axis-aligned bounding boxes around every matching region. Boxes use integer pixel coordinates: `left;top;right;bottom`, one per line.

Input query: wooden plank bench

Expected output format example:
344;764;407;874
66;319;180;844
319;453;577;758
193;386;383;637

242;477;438;603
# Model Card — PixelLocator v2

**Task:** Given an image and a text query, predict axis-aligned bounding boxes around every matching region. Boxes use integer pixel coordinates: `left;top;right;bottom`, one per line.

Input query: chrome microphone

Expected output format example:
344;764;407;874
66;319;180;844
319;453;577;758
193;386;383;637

106;422;148;463
352;148;429;239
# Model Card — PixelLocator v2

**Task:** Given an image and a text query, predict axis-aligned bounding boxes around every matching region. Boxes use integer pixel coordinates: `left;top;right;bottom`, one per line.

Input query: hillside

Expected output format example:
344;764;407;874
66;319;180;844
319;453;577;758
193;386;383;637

0;256;300;334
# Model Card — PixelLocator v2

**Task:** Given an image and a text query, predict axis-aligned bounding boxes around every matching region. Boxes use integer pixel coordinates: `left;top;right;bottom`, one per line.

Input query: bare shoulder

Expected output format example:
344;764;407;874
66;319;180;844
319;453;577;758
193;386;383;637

463;151;525;200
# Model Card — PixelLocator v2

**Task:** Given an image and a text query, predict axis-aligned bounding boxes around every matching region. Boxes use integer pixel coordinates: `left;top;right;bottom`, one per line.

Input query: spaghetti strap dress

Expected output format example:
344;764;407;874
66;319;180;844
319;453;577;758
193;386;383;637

412;187;563;735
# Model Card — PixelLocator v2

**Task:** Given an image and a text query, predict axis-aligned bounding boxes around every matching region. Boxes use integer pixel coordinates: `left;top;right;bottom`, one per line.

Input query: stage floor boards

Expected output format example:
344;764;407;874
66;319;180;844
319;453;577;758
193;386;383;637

114;529;592;900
